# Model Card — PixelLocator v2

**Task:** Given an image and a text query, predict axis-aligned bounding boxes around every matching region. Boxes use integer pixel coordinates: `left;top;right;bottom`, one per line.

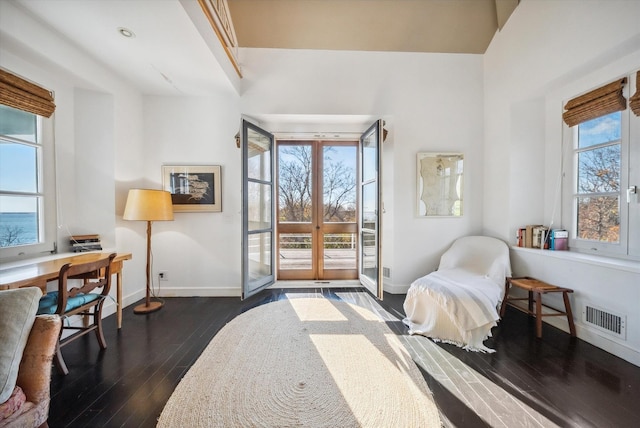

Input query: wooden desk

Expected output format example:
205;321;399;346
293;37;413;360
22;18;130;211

0;252;132;329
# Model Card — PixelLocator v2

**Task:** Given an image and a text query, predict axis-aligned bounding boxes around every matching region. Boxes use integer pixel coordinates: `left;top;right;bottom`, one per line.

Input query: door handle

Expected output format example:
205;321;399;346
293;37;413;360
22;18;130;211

628;185;637;203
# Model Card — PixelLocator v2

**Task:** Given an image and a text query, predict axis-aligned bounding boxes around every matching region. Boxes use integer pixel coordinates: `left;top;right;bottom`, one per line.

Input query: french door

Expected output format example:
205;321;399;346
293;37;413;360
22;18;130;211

241;118;384;299
277;141;358;280
359;120;383;299
241;119;275;299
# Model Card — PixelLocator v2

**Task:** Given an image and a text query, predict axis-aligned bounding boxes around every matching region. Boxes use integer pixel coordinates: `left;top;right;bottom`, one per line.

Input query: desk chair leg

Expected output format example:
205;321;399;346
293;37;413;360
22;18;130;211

95;302;108;349
53;341;69;376
563;292;577;337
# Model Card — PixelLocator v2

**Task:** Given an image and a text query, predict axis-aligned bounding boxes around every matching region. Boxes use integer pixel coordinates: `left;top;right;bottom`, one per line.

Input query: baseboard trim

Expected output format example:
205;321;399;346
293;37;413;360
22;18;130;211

543;316;640;367
157;287;242;297
383;281;410;294
271;280;361;289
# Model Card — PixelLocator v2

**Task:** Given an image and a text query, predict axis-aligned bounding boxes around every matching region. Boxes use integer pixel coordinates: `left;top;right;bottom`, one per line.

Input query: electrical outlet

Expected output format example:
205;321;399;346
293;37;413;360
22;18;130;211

159;271;168;281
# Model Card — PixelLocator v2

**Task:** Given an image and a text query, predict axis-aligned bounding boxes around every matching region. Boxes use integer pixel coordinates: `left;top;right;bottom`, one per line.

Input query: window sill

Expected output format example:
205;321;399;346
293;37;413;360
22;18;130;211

510;246;640;274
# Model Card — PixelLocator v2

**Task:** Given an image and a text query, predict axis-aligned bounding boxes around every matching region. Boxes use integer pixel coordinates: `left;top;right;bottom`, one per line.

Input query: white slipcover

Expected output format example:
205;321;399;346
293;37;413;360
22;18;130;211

403;236;512;352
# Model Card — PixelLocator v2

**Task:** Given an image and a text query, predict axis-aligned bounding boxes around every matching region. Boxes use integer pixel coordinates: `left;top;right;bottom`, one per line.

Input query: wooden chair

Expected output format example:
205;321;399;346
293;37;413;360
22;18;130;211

37;253;116;375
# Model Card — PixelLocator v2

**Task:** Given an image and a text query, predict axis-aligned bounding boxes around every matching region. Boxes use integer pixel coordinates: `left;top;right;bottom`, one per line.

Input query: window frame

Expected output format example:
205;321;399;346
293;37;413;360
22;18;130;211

0;109;57;260
562;77;635;259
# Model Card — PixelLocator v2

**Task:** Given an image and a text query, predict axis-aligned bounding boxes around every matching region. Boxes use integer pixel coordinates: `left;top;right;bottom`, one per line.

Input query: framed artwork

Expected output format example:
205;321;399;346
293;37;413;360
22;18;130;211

416;153;463;217
162;165;222;212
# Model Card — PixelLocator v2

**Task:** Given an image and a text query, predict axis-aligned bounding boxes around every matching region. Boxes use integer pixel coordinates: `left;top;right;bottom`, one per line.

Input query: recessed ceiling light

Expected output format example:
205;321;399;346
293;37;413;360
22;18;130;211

118;27;135;38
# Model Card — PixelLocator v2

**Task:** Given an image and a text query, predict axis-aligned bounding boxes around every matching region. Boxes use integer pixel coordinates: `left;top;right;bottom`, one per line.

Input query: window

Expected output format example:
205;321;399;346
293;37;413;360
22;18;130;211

0;103;56;258
563;73;639;259
575;112;622;243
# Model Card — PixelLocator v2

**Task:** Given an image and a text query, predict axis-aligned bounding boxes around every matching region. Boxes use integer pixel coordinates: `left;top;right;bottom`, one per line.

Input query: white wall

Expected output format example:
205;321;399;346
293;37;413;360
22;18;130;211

239;48;485;290
484;0;640;365
0;0;146;313
137;95;242;296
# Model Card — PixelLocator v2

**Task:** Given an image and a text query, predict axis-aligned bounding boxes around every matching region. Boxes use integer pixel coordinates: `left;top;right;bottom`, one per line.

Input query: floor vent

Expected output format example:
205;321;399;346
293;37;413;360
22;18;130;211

583;305;626;340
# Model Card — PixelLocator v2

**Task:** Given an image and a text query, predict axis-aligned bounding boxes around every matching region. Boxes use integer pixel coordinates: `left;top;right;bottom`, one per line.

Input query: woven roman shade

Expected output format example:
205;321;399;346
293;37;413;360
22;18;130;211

562;77;627;127
0;68;55;118
630;71;640;116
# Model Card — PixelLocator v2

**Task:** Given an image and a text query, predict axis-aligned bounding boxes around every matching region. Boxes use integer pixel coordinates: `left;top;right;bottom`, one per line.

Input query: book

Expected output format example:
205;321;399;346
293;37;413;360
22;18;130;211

523;225;540;248
72;244;103;253
516;228;526;247
72;241;102;247
70;234;102;252
532;226;549;249
525;225;534;248
541;228;551;249
550;229;568;251
69;234;100;241
71;238;100;244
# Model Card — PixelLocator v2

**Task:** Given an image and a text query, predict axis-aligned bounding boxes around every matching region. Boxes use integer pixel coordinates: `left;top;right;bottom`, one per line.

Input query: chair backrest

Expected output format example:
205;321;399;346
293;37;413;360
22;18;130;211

55;253;116;314
438;236;512;286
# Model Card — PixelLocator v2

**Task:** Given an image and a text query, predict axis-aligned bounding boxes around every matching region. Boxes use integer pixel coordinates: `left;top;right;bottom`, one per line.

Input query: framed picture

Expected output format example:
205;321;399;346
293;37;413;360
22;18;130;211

417;152;463;217
162;165;222;212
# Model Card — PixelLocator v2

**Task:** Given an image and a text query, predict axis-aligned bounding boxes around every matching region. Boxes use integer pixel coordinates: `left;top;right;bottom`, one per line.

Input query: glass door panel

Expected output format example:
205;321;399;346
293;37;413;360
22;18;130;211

321;144;358;278
323;145;357;223
278;144;313;222
277;141;358;280
247;182;271;230
277;143;314;279
242;120;275;298
323;233;357;270
248;232;271;280
278;233;312;270
359;120;383;299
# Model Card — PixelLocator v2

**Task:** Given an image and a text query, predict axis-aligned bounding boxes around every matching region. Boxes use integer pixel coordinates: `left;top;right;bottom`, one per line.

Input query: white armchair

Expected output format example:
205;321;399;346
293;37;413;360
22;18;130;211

403;236;512;352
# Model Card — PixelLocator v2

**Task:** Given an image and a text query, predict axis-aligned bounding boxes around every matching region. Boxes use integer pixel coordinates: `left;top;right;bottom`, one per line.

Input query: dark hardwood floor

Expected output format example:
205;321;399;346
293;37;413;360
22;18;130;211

48;288;640;427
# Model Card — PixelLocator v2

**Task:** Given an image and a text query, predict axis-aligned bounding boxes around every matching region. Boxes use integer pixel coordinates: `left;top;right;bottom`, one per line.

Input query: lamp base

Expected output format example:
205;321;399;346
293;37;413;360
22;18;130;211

133;300;163;314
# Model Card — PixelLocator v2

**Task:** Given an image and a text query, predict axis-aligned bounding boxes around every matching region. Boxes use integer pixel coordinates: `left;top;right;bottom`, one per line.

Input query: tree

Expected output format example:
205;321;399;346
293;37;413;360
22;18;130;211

278;146;357;252
576;144;620;242
278;146;356;223
322;154;356;222
0;225;25;247
279;146;313;222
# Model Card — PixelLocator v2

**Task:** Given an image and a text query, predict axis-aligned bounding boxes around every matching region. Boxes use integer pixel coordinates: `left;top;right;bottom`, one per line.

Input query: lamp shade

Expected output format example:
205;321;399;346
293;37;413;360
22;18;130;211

123;189;174;221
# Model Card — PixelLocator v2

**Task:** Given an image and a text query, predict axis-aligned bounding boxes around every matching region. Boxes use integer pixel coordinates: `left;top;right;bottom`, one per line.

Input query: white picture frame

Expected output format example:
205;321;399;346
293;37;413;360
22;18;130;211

162;165;222;212
416;153;463;217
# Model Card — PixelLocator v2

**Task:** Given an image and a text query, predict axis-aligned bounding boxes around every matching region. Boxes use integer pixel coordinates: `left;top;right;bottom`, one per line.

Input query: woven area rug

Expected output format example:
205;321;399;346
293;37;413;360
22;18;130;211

157;298;441;427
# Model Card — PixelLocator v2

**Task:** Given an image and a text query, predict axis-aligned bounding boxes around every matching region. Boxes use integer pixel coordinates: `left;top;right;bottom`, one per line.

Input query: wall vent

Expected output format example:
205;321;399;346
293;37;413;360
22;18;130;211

383;267;391;278
583;305;626;340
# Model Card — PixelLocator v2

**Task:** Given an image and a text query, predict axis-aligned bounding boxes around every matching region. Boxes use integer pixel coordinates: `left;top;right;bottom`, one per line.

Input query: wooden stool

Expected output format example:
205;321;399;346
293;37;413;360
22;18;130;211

500;277;576;338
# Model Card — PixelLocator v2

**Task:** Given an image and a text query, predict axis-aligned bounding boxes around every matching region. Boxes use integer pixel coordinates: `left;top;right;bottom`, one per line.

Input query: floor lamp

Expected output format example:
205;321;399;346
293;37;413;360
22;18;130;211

123;189;174;314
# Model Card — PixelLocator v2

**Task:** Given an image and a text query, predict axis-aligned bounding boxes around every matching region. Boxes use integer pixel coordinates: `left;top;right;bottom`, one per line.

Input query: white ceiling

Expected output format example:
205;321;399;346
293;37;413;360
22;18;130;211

9;0;517;96
12;0;232;95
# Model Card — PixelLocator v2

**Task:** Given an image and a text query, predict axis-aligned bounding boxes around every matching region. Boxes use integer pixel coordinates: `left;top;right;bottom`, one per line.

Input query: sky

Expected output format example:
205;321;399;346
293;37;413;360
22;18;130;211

578;112;621;148
0;141;39;213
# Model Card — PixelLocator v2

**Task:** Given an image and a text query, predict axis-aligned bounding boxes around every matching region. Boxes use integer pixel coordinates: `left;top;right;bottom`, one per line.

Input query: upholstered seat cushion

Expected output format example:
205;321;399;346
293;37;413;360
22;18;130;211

0;288;42;404
37;291;101;315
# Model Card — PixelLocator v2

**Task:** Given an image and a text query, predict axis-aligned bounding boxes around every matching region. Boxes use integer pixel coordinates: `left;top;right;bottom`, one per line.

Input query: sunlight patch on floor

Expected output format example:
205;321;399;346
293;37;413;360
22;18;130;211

311;333;436;426
403;334;561;427
335;291;562;428
289;298;348;321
